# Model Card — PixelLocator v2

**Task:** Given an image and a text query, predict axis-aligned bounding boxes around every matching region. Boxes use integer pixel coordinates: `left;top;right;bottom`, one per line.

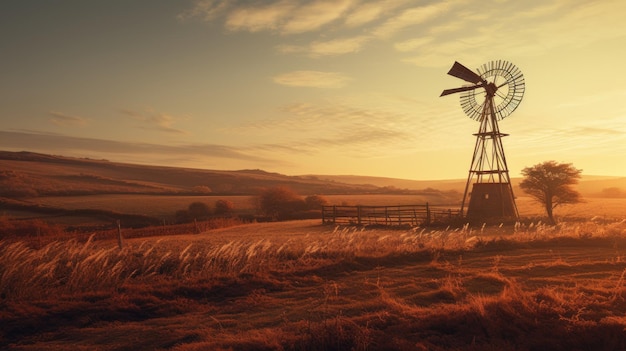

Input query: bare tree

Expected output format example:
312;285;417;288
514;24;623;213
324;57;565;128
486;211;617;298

519;161;582;224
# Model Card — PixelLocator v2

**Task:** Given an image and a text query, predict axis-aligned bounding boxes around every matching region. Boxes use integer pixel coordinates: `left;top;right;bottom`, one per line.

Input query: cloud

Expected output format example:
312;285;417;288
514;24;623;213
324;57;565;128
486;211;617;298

276;35;371;57
119;108;188;134
302;124;413;152
393;37;433;52
177;0;233;21
249;124;414;158
275;44;307;55
309;35;371;56
272;70;351;88
398;1;626;68
193;0;354;34
182;0;626;64
48;111;88;127
225;1;294;32
508;123;626;159
0;130;274;163
567;127;625;137
344;2;387;27
372;2;451;38
281;0;353;34
227;96;466;157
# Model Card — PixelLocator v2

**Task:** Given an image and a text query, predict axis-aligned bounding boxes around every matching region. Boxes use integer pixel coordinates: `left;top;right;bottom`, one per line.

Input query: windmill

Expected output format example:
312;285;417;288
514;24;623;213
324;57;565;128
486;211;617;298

440;60;525;220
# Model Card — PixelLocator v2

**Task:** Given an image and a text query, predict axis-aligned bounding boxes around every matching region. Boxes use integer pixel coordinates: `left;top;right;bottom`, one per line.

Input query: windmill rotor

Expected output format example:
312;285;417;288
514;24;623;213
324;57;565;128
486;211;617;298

442;60;525;121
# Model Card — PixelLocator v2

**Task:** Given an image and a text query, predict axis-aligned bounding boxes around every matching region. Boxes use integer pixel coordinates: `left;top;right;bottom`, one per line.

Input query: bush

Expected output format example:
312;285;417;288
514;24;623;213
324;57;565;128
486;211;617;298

305;195;329;210
175;202;212;223
188;202;211;219
256;186;306;221
214;199;234;216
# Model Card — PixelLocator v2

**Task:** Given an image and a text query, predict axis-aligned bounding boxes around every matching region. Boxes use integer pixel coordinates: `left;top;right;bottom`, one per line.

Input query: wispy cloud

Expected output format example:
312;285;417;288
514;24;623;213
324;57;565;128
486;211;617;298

0;130;275;164
570;127;625;137
182;0;626;65
272;70;351;88
177;0;233;21
278;35;371;57
393;37;433;52
193;0;354;34
372;2;452;38
280;0;353;34
227;97;465;157
509;124;626;158
398;1;626;67
225;1;294;32
48;111;88;127
119;108;188;134
343;1;390;27
309;35;371;56
182;0;450;57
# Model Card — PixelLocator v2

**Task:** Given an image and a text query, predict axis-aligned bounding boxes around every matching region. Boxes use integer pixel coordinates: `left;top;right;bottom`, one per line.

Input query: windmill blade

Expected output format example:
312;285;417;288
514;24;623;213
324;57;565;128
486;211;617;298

447;61;484;84
440;84;483;97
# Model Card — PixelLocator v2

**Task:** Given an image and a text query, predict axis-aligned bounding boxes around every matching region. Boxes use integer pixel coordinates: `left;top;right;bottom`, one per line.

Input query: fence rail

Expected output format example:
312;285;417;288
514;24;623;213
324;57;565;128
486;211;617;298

322;204;461;226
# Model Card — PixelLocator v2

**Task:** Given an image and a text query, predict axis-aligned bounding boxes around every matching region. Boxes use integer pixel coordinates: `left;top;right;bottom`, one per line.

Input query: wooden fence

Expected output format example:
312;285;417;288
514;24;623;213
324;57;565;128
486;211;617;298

322;204;461;226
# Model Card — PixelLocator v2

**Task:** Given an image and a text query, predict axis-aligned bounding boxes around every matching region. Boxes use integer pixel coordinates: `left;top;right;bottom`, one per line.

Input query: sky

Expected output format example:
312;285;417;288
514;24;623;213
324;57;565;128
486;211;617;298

1;0;626;180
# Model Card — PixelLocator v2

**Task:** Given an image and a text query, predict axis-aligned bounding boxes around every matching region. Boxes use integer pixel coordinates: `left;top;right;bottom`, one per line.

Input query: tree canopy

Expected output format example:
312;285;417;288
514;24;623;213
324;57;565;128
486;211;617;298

257;186;306;220
519;161;582;224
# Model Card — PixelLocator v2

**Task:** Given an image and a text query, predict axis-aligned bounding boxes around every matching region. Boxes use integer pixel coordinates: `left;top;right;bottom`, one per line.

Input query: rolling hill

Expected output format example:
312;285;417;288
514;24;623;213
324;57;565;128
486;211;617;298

0;151;622;200
0;151;380;198
0;151;456;199
313;174;626;198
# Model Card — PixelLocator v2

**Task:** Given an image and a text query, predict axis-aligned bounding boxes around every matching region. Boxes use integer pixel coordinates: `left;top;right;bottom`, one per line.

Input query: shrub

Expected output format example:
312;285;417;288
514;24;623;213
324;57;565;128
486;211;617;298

305;195;329;210
187;202;211;220
257;186;306;221
214;199;234;216
175;202;212;223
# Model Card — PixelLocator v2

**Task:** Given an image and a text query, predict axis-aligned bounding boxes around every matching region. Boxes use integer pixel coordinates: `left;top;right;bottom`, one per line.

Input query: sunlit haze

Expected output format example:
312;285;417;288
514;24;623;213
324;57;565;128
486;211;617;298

2;0;625;179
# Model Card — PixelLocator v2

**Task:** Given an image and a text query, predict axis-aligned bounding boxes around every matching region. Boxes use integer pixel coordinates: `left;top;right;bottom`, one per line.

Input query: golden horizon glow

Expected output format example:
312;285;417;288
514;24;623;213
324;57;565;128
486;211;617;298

1;0;625;180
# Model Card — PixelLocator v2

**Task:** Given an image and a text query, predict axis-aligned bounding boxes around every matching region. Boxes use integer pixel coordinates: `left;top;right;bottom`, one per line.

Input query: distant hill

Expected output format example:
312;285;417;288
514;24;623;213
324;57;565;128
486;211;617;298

309;175;467;192
0;151;621;200
0;151;382;198
311;174;626;198
0;151;454;202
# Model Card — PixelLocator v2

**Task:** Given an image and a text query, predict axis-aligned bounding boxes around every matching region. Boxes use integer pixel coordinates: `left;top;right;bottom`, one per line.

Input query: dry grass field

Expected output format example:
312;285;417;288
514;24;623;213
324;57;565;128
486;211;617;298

3;207;626;350
3;151;626;349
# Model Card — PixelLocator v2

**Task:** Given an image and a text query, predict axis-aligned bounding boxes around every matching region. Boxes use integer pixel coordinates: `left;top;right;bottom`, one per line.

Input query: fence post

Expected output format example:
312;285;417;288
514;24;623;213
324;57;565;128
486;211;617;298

426;203;431;225
322;206;326;223
385;206;391;225
333;205;336;224
396;206;402;225
357;206;362;225
116;220;123;249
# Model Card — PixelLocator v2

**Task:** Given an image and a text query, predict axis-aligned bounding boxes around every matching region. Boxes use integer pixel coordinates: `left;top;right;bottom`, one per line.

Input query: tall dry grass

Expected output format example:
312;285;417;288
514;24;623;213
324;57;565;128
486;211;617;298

3;218;626;350
2;219;625;301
